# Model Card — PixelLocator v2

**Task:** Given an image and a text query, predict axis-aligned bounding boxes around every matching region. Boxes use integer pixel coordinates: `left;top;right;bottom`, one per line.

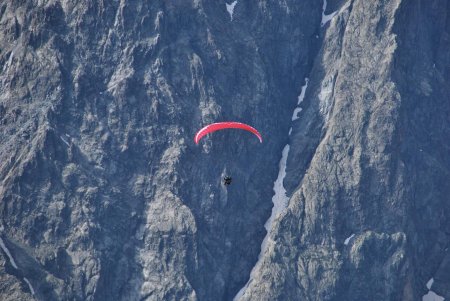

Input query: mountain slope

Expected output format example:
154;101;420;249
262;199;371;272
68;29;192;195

241;1;450;300
0;0;449;300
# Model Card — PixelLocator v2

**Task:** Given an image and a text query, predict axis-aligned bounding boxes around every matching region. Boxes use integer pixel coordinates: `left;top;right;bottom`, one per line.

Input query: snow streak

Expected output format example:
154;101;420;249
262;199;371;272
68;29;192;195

0;231;36;296
24;278;36;296
427;279;435;290
344;234;355;245
226;1;238;21
0;237;18;269
60;136;70;147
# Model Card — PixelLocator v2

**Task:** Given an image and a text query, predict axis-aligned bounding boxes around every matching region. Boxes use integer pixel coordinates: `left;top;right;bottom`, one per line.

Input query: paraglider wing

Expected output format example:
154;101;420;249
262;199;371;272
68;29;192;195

194;122;262;144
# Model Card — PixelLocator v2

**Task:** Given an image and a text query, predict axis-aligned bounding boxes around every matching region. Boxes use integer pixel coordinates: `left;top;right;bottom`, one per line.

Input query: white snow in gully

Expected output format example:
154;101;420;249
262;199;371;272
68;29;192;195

0;237;18;269
226;1;238;21
292;79;309;121
344;233;355;245
234;145;290;301
23;278;36;296
234;78;309;300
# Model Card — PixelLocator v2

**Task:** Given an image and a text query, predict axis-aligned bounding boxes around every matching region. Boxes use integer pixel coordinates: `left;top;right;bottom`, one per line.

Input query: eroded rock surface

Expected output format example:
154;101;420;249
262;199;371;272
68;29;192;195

1;0;449;300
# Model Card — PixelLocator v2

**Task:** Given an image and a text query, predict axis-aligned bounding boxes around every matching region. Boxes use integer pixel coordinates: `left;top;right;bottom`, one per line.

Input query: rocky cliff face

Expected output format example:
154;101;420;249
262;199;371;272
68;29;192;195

0;0;449;300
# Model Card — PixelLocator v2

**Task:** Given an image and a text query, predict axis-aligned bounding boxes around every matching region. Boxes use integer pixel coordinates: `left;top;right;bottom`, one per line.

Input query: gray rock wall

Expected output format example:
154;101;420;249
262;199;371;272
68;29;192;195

0;0;449;300
244;0;450;300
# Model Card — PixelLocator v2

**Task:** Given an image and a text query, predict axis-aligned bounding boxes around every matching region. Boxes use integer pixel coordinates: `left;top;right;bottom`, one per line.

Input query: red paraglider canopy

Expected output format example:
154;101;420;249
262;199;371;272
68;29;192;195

195;122;262;144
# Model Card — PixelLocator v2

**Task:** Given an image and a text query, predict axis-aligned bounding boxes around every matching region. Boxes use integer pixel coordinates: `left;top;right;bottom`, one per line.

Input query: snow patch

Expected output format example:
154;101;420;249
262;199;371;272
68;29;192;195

288;127;292;136
423;278;445;301
226;1;238;21
298;78;309;105
291;107;303;121
423;291;445;301
321;0;338;27
291;79;309;121
24;278;35;296
234;145;290;300
0;237;18;269
427;278;434;290
344;234;355;245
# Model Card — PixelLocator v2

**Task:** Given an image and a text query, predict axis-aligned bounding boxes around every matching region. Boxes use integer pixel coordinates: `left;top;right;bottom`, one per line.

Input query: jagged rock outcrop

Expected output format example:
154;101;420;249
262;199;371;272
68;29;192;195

0;0;449;300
